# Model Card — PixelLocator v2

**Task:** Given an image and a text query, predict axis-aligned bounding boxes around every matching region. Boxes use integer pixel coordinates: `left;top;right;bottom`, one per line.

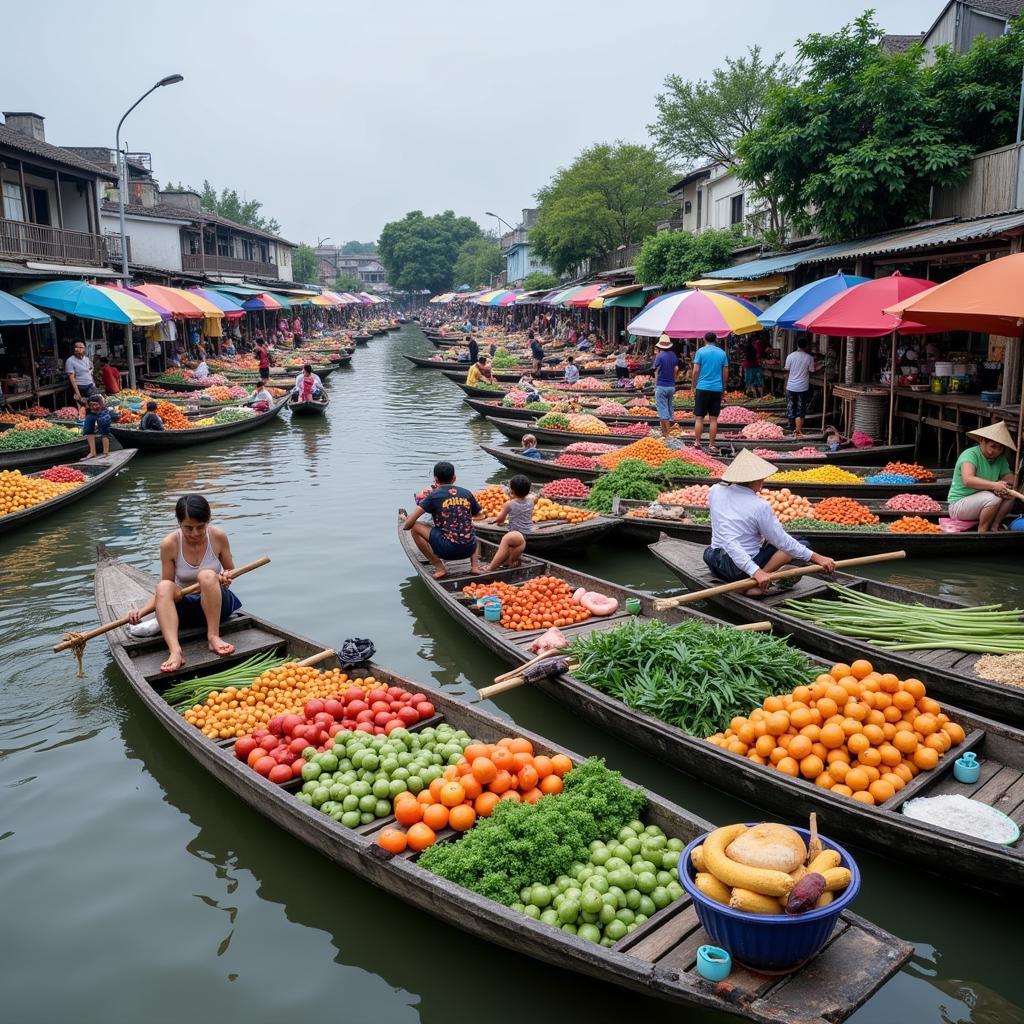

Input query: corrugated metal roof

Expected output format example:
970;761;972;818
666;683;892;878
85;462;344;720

703;242;852;280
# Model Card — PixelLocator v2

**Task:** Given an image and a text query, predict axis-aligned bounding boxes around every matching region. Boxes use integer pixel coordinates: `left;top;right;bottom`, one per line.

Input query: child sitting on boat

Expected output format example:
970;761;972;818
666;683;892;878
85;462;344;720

483;475;533;570
520;434;543;460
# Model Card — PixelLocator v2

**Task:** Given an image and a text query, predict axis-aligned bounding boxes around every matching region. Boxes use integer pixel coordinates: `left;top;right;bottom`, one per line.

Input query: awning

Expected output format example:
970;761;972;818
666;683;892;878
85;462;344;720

567;283;607;307
17;280;166;326
190;287;246;319
131;283;223;319
241;292;286;311
0;289;51;326
702;244;853;281
686;275;787;297
602;290;648;308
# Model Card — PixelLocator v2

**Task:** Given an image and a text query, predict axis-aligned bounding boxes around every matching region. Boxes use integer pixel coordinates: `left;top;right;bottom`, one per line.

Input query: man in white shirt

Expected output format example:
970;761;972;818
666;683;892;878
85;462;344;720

65;340;97;403
784;338;817;436
704;449;835;594
563;355;580;385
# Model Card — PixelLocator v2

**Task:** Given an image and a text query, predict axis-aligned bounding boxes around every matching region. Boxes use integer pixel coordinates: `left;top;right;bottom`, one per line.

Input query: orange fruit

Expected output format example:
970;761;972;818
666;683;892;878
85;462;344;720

816;698;839;721
428;778;445;802
800;754;824;779
422;803;450;830
844;700;868;722
892;690;916;712
814;771;834;789
918;696;941;716
475;791;500;817
792;686;813;704
511;751;534;772
820;723;845;750
844;767;869;792
914;714;938;736
755;734;775;758
439;781;466;808
448;804;477;832
769;746;788;765
901;678;926;700
913;746;939;771
789;706;813;730
847;733;869;756
459;774;483;801
518;764;539;790
508;737;533;755
850;659;873;680
942;722;966;745
763;695;785;713
376;828;408;854
825;684;849;705
893;763;914;783
788;735;812;760
491;747;514;772
831;784;853;798
830;663;852;680
862;724;885;746
499;790;521;803
549;754;572;776
406;822;436;852
881;771;905;792
532;755;554;779
463;743;490;764
852;790;875;805
878;743;902;767
841;718;863;738
765;711;790;736
925;732;950;753
776;756;799;777
489;769;514;794
395;799;423;826
829;760;850;782
471;757;498;784
539;774;563;795
869;779;896;803
521;786;544;804
858;746;882;768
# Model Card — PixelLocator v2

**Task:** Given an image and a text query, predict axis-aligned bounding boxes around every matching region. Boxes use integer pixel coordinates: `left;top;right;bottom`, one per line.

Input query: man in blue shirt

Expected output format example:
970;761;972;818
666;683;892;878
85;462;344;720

652;336;679;439
692;331;729;453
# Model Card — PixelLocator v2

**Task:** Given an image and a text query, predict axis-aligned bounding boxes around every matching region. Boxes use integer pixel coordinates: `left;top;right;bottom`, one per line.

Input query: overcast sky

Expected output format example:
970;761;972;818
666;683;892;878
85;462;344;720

4;0;941;246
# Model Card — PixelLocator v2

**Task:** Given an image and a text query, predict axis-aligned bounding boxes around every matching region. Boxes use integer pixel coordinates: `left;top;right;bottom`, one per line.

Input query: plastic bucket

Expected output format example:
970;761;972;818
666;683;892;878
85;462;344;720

478;597;502;622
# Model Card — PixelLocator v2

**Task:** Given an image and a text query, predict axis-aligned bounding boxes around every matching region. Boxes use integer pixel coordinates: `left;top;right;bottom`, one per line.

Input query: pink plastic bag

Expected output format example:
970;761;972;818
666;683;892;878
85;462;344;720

938;517;976;532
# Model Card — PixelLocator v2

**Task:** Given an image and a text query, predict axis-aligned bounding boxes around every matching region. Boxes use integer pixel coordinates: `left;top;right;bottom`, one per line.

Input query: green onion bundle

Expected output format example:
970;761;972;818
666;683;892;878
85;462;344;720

783;585;1024;653
163;652;290;711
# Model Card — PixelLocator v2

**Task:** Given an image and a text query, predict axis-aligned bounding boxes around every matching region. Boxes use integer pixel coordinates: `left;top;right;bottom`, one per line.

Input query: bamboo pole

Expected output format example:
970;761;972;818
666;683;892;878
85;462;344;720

296;648;337;668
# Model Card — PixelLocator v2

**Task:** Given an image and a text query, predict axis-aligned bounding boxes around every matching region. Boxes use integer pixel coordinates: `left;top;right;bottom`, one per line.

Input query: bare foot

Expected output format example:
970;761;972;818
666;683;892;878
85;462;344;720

507;559;522;568
82;454;96;461
160;650;186;673
208;636;235;657
431;566;449;580
469;565;486;575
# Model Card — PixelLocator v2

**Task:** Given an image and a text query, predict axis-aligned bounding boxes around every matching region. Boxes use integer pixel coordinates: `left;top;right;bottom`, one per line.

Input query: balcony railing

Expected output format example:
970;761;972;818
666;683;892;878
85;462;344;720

182;252;279;278
0;220;107;265
103;234;132;263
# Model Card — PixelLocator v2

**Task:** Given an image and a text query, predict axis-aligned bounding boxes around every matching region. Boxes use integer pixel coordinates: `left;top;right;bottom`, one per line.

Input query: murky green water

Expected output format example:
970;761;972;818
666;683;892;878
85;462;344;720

2;326;1022;1024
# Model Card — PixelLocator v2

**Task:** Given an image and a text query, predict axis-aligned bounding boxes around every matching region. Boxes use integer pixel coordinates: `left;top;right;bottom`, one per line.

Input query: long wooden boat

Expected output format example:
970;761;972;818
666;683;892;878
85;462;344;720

398;523;1024;892
402;354;608;380
0;435;90;470
93;547;910;1022
466;397;787;426
441;369;647;399
473;513;617;553
650;536;1024;726
109;396;288;449
480;443;952;497
0;449;135;536
353;334;372;344
287;393;330;417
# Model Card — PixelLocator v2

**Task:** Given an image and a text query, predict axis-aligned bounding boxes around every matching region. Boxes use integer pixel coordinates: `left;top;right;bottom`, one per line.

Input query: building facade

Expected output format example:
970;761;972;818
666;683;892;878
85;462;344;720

502;208;552;285
313;245;388;291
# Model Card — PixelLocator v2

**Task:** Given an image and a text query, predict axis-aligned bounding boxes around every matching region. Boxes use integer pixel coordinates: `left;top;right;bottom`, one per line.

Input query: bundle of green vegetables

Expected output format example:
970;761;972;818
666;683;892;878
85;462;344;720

566;618;814;735
163;652;290;710
0;425;80;451
491;349;520;369
213;407;255;424
585;459;664;513
783;585;1024;653
536;413;571;430
783;517;888;533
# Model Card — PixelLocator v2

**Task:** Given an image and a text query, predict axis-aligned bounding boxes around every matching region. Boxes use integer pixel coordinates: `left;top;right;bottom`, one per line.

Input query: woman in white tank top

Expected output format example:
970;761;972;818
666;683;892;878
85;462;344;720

127;494;240;673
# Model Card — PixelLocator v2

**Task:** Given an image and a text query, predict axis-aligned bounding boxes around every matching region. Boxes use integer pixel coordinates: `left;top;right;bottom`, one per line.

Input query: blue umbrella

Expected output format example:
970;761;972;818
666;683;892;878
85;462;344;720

0;289;51;326
758;272;870;330
16;279;163;325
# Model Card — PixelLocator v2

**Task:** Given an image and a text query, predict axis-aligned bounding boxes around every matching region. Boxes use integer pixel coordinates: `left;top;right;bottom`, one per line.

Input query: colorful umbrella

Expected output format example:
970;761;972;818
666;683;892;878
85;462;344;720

758;272;870;330
567;283;607;308
241;292;285;311
17;280;165;326
794;273;938;336
627;289;762;338
126;284;221;319
0;289;50;326
191;287;246;319
546;285;586;306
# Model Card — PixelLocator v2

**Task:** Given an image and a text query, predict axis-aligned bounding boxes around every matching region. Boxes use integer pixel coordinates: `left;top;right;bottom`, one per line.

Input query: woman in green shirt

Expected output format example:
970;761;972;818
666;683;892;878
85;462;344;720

947;421;1017;532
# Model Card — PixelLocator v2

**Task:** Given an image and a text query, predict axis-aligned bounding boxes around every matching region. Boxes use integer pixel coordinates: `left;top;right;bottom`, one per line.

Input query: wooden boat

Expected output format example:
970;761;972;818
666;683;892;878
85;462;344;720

95;546;911;1020
402;354;607;380
398;524;1024;892
480;443;952;498
441;369;647;399
0;449;135;536
473;513;617;553
465;397;787;426
0;434;89;470
650;536;1024;727
353;334;372;344
287;392;330;416
109;396;289;449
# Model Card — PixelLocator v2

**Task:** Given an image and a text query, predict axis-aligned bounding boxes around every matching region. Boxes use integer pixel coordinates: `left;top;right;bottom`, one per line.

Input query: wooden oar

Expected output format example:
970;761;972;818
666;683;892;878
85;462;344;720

477;621;774;700
296;648;337;668
651;550;906;612
54;556;271;657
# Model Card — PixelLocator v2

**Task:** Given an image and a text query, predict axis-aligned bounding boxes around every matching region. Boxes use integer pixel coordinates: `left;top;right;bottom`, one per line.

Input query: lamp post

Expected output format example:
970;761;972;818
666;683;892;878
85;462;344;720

116;73;183;387
485;212;515;291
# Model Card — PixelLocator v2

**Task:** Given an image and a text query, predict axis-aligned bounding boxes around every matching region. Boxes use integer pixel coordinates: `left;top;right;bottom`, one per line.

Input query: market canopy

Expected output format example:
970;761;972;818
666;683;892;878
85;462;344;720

17;279;165;326
566;283;607;308
795;273;939;336
686;275;787;298
241;292;286;311
0;289;51;326
627;289;762;338
131;283;223;319
546;285;587;306
191;288;246;319
758;272;870;330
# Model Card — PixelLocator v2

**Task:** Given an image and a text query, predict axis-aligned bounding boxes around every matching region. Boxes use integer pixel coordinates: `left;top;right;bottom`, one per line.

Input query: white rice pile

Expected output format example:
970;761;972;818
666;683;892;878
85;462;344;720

902;794;1019;844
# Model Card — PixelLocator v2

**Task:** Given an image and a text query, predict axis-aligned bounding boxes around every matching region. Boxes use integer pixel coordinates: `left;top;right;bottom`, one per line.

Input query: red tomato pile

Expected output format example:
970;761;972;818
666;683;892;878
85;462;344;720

609;422;650;436
551;453;596;469
39;464;87;483
540;477;590;499
234;684;438;784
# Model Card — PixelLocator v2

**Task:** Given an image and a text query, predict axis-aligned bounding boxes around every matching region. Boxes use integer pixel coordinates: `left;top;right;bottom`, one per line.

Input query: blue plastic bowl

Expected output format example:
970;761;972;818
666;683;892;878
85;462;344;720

680;824;860;972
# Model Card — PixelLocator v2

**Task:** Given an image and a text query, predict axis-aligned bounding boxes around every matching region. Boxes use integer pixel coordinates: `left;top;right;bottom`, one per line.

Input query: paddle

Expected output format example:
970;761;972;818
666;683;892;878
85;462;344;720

651;550;907;611
476;620;774;700
296;648;337;668
54;557;272;673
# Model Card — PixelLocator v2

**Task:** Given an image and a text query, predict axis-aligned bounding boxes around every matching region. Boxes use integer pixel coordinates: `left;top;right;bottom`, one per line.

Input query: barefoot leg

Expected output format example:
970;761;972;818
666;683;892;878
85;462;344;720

198;570;236;657
469;541;485;574
411;522;445;574
154;580;185;672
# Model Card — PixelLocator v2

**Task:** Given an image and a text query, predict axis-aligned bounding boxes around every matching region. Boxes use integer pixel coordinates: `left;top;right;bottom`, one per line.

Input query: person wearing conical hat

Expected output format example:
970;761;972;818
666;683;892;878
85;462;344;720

947;421;1018;532
704;449;836;594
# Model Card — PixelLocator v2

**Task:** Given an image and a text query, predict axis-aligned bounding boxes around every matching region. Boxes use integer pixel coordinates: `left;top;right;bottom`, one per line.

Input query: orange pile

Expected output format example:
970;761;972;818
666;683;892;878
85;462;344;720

377;737;572;853
707;660;965;806
758;488;814;523
14;419;55;432
153;401;195;430
474;486;508;517
463;574;591;631
812;497;880;526
889;516;943;534
597;437;679;470
883;461;935;482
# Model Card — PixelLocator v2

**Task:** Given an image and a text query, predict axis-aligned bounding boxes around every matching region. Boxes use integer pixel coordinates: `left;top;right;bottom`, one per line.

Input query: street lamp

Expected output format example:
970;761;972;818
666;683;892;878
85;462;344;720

116;73;183;387
485;211;515;235
316;236;331;248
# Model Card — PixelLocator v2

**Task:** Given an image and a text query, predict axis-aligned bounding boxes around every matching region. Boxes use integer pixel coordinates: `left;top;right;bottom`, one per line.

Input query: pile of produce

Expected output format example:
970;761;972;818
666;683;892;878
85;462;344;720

889;516;943;534
813;497;880;526
540;478;590;499
0;467;83;515
564;442;618;455
708;659;966;805
501;389;529;408
717;406;757;425
658;484;712;507
213;407;256;424
628;406;657;417
625;398;652;409
740;421;785;440
753;447;821;459
882;461;935;482
784;586;1024;653
0;424;80;451
471;381;505;393
39;464;86;483
13;419;55;432
689;822;850;915
585;460;664;513
567;377;612;391
566;414;610;435
52;407;81;421
0;412;29;426
758;488;815;523
975;652;1024;688
885;493;942;513
200;384;249;401
295;722;465;823
379;737;572;853
609;422;651;436
851;432;875;448
769;466;862;485
491;350;520;369
533;497;597;524
863;472;916;485
463;575;599;631
25;404;49;417
598;437;719;473
594;402;628;416
149;401;195;430
474;486;510;517
783;517;886;533
535;413;571;431
548;452;595;470
568;618;813;737
632;375;652;388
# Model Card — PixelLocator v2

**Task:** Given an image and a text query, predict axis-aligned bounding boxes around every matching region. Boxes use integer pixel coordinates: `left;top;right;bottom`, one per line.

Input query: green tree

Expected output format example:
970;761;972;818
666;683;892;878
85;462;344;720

634;228;748;290
521;271;560;291
333;273;365;293
530;143;676;276
166;179;282;234
292;244;319;284
377;210;481;293
452;237;503;289
341;240;376;254
649;46;796;237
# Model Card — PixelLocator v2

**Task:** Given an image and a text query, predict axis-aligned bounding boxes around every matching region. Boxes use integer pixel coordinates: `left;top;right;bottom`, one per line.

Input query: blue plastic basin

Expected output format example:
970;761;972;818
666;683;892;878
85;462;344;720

680;824;860;972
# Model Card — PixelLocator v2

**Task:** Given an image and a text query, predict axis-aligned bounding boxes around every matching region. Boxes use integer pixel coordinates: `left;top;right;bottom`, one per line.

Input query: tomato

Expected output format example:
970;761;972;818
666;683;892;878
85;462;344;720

324;699;343;719
374;711;393;727
346;700;368;716
253;756;276;777
247;747;268;768
260;735;279;752
268;716;286;736
235;737;258;761
367;689;389;704
398;707;419;725
409;693;426;705
291;759;305;778
387;686;405;699
416;701;435;719
288;737;308;754
355;722;374;733
343;687;365;703
282;714;303;734
253;729;270;742
389;701;404;712
305;699;325;717
384;718;404;734
268;764;293;784
370;701;390;714
355;709;375;724
313;712;334;728
328;723;344;736
340;718;356;730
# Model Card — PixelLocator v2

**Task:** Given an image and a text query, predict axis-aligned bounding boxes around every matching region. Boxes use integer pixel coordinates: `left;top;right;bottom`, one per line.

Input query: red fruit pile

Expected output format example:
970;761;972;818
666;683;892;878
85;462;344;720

233;685;437;783
551;453;597;469
609;422;650;436
540;477;591;499
39;464;87;483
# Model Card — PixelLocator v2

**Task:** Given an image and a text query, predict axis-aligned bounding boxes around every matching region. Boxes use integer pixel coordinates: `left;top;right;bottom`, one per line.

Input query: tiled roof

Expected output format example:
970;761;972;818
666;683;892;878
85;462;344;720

99;199;294;246
965;0;1024;20
880;33;925;53
0;125;112;177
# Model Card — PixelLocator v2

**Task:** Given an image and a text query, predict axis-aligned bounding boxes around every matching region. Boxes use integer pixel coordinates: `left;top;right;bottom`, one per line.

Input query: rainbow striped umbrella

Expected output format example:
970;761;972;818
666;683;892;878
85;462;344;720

18;280;166;326
241;292;285;311
130;283;223;319
190;287;246;319
627;289;762;338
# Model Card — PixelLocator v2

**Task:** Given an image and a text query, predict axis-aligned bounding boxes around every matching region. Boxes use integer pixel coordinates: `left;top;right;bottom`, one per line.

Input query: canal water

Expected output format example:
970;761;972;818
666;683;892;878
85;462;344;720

2;325;1021;1024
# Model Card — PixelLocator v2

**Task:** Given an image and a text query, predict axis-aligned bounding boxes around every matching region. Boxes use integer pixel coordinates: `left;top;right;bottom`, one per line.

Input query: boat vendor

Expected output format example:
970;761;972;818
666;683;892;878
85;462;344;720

947;421;1018;532
529;330;545;373
704;449;836;594
139;400;164;431
66;340;97;405
126;494;240;673
402;461;483;579
467;334;480;363
255;339;272;381
564;355;580;385
466;356;493;387
194;357;210;381
293;364;324;402
82;394;112;459
516;374;542;403
249;383;274;412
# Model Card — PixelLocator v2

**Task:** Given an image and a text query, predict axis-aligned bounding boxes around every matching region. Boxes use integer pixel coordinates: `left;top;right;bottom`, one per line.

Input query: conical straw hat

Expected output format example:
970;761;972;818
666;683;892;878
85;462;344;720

722;447;778;484
967;420;1016;453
